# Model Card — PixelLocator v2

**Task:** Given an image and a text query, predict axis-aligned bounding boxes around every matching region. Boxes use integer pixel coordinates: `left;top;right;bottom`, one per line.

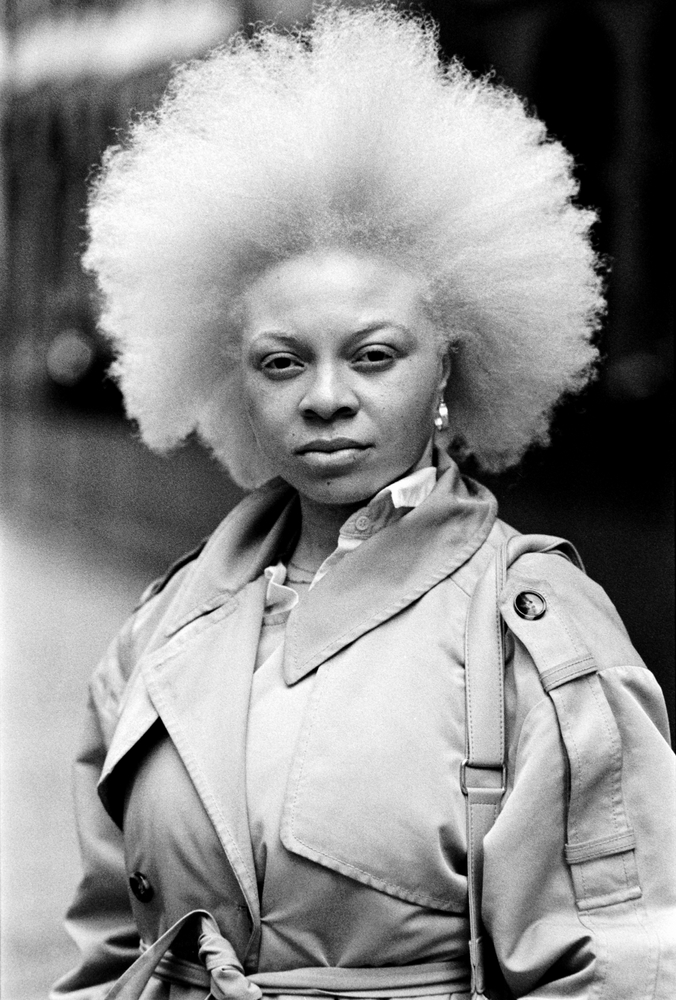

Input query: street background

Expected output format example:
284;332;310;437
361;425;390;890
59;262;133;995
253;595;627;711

1;1;672;998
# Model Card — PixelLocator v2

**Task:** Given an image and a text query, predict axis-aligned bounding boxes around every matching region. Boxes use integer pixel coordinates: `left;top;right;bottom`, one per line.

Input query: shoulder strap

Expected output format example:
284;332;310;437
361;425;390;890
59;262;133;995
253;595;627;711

462;534;583;998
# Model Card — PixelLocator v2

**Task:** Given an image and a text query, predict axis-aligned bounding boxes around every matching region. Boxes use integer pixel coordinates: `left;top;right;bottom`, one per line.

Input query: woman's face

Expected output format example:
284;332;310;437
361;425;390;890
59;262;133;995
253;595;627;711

240;251;449;507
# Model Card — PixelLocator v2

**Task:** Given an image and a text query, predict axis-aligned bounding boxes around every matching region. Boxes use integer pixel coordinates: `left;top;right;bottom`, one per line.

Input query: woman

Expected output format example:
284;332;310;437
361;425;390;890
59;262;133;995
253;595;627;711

52;7;675;999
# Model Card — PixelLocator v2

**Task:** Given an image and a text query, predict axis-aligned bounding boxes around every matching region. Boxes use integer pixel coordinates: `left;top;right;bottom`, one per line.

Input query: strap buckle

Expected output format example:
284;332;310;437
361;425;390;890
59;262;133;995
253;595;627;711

460;759;506;796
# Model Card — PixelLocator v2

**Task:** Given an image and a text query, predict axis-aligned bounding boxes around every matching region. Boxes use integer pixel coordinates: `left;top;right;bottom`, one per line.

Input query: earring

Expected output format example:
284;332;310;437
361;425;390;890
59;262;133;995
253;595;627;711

434;400;449;432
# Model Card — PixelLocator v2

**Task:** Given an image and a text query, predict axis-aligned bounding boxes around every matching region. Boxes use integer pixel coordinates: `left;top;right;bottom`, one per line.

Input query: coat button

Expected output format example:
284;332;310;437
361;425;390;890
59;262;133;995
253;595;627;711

355;515;371;531
129;871;154;903
514;590;547;620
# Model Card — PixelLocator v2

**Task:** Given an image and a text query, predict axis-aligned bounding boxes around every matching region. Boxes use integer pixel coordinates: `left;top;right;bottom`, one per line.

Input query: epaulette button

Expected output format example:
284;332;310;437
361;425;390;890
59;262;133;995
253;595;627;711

514;590;547;620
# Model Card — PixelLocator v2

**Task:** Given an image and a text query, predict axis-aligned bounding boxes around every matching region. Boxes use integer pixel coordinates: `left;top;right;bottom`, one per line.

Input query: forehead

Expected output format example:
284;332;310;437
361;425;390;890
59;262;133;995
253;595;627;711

242;252;425;334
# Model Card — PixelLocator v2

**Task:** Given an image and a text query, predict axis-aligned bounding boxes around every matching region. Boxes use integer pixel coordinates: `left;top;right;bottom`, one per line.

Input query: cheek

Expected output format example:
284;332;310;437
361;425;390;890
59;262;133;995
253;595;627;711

242;377;299;454
241;375;275;442
382;360;440;432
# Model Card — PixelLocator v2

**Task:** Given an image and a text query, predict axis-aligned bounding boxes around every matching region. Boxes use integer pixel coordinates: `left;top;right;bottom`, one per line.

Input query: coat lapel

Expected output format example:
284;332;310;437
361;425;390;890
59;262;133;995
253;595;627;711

98;666;161;823
99;479;299;929
283;461;497;684
140;575;267;927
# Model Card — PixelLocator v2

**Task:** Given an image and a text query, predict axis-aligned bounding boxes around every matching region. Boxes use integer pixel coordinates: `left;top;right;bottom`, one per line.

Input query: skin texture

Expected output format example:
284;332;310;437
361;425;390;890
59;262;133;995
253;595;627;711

240;251;449;569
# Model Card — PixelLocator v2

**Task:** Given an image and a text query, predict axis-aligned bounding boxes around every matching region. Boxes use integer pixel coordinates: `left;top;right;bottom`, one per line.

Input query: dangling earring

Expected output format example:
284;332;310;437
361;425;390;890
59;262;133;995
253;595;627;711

434;400;449;432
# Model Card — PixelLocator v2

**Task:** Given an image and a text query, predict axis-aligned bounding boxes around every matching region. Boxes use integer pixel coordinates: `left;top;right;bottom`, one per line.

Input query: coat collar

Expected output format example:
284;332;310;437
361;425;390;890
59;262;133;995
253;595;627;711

158;478;299;639
283;457;497;683
156;455;497;665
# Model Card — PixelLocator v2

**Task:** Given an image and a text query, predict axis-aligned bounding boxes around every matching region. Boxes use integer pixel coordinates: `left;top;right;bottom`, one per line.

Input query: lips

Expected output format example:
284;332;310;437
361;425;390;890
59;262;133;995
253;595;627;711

296;437;369;454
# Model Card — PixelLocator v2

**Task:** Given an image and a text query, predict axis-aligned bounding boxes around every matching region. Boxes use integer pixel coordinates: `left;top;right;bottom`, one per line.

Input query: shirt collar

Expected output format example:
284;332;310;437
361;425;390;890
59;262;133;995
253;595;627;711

266;452;437;603
311;456;436;587
366;462;437;511
337;459;436;543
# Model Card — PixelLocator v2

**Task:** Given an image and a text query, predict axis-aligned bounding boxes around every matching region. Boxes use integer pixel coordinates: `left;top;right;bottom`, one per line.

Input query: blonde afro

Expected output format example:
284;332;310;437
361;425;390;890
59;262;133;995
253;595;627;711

84;3;603;488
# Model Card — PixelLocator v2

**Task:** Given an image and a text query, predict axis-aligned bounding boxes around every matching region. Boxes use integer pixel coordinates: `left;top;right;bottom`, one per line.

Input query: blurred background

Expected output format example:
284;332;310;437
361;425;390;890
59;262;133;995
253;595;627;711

0;1;672;997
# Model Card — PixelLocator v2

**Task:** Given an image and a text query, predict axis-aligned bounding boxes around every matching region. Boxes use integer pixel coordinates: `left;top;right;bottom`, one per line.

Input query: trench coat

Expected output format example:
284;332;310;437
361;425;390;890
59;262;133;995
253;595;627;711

51;458;676;1000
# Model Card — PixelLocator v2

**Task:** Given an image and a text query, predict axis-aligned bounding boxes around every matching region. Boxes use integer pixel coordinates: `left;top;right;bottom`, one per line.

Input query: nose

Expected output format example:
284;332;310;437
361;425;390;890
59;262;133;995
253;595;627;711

299;363;359;421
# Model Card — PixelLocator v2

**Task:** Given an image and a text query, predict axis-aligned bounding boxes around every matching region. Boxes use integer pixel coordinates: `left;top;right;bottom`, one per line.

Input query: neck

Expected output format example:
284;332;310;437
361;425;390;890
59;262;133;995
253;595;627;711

291;494;363;572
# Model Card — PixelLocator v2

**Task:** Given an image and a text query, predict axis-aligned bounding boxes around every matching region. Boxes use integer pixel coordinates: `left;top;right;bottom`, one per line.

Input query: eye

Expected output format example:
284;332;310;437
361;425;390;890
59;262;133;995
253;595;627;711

260;353;305;379
352;345;398;370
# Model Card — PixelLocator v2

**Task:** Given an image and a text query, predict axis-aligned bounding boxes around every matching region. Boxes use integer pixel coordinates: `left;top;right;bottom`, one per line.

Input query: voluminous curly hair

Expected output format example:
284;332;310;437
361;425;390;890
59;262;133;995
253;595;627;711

84;3;603;489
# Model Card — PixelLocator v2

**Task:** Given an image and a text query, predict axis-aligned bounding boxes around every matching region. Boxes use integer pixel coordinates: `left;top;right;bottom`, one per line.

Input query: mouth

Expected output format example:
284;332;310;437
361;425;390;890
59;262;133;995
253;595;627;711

296;438;370;455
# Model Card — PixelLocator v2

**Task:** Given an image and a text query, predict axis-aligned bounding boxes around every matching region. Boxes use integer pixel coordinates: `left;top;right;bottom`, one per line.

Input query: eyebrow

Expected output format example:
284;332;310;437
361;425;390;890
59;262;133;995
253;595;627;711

351;322;412;339
248;331;299;347
250;322;412;345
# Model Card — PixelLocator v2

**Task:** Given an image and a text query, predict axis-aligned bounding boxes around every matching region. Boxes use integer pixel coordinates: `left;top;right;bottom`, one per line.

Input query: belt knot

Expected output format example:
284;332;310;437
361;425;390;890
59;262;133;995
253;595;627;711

198;913;262;1000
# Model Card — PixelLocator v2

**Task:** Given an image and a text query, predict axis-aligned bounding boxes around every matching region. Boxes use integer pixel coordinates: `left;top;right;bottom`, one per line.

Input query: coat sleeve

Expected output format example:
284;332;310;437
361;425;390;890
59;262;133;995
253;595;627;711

50;625;140;1000
481;554;676;999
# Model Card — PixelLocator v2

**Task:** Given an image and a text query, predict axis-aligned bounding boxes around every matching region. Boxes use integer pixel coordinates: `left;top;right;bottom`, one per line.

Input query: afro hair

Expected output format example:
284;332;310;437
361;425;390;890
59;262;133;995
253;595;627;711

84;3;603;488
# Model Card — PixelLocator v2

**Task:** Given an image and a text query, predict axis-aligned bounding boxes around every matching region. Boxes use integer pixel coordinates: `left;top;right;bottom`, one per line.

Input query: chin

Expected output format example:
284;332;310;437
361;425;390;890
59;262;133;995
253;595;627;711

291;469;395;508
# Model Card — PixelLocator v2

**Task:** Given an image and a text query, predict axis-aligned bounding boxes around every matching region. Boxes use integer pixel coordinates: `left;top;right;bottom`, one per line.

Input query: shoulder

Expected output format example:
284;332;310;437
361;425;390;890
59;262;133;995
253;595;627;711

87;539;210;731
135;537;209;608
504;548;637;667
87;479;295;711
500;545;671;738
450;516;520;596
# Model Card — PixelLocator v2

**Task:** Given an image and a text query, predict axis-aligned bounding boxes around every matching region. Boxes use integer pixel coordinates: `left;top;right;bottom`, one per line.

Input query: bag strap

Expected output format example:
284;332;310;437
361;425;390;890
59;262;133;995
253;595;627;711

462;534;583;997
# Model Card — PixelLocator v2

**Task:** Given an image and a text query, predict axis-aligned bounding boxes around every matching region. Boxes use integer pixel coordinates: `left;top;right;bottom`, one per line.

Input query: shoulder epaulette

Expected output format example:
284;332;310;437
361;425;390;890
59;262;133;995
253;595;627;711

135;537;209;609
499;555;641;912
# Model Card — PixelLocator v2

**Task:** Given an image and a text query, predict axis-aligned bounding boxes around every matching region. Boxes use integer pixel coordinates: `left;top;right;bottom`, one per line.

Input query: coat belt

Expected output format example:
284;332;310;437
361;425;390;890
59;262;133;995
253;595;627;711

105;910;471;999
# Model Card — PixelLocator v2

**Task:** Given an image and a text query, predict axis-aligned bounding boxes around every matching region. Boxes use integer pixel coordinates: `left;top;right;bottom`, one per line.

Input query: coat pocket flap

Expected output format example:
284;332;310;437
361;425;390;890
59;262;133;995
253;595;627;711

280;598;469;913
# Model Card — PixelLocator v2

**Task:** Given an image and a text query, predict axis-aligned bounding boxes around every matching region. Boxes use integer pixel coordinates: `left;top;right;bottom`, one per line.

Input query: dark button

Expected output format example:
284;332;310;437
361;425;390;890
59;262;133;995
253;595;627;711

514;590;547;620
129;871;154;903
